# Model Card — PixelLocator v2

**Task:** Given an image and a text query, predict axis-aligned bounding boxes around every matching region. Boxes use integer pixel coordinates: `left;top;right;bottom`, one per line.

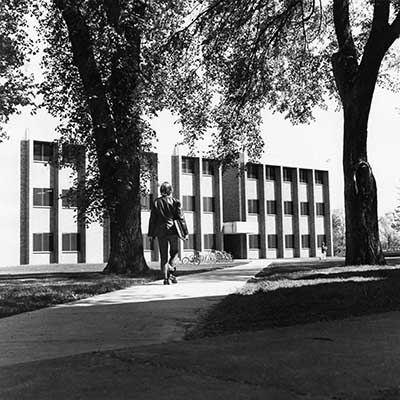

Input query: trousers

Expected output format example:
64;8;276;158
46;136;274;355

157;235;179;278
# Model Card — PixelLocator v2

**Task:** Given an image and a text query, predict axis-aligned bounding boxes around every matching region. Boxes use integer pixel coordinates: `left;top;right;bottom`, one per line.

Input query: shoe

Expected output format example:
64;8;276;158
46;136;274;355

169;274;178;284
163;279;170;285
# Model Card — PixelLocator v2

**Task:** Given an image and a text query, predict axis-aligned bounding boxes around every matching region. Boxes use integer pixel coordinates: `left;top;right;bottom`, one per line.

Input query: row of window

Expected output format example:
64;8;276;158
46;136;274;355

246;164;325;184
33;189;78;208
248;200;326;216
33;141;81;164
142;233;216;250
249;234;327;249
182;158;215;175
33;233;80;252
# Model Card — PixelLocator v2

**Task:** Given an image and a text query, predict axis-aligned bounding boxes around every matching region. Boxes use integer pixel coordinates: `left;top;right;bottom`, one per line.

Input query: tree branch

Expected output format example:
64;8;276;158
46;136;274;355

332;0;357;58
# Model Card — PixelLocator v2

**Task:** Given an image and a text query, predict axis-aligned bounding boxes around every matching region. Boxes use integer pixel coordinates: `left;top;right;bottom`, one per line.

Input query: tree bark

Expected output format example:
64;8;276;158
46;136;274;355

55;0;148;274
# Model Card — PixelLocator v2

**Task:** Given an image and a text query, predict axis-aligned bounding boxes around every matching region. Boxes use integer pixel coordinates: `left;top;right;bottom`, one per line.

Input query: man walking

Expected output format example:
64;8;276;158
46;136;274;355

148;182;188;284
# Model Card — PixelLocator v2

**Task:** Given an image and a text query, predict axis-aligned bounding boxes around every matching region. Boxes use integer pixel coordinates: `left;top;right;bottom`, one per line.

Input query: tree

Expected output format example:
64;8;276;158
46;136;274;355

332;209;345;256
36;0;191;274
0;0;33;140
176;0;400;265
379;212;400;251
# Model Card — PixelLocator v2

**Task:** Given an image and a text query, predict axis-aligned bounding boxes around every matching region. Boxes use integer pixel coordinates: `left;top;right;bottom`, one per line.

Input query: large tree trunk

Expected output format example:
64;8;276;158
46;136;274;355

56;1;149;275
342;98;385;265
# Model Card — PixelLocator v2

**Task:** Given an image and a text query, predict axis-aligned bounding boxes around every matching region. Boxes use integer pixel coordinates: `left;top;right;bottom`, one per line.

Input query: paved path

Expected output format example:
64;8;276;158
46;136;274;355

0;260;267;367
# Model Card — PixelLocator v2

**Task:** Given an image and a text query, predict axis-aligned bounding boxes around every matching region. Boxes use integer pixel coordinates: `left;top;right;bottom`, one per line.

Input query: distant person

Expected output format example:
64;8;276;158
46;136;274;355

148;182;188;285
320;241;328;260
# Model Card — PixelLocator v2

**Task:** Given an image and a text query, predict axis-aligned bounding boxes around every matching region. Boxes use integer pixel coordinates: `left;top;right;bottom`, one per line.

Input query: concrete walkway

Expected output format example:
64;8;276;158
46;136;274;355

0;260;267;367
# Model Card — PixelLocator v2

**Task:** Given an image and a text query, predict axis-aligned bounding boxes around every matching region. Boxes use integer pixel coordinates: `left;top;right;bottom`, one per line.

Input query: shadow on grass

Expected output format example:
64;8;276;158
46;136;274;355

187;266;400;339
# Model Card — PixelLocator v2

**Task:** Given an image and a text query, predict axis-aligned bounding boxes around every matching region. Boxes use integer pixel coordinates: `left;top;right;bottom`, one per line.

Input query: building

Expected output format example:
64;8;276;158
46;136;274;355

0;137;332;268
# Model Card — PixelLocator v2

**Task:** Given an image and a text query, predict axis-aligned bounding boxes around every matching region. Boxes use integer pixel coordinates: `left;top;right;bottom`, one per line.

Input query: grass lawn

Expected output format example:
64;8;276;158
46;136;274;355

187;259;400;339
0;263;232;319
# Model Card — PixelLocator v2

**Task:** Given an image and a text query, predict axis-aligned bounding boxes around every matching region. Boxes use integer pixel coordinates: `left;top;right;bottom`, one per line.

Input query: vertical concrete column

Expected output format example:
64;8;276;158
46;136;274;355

309;170;317;257
171;154;183;256
50;144;59;264
275;166;285;258
20;140;30;265
103;216;110;262
293;168;301;258
258;164;267;258
214;160;224;250
77;148;86;263
239;162;247;221
323;171;333;256
194;158;202;251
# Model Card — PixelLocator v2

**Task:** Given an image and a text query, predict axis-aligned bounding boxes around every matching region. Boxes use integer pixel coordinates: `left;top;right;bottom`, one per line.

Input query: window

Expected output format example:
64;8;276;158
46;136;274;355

301;234;311;248
299;169;309;183
267;234;278;249
203;197;215;212
33;141;53;162
204;234;216;249
248;199;259;214
246;164;259;179
317;234;327;247
266;200;277;215
283;167;293;182
142;234;153;250
284;201;293;215
300;202;310;216
315;171;324;184
183;195;196;211
33;233;54;252
62;233;81;252
140;193;153;210
184;234;196;249
33;188;54;207
61;189;77;208
285;234;295;248
316;202;325;216
182;157;195;174
202;159;214;175
265;166;276;180
249;234;261;249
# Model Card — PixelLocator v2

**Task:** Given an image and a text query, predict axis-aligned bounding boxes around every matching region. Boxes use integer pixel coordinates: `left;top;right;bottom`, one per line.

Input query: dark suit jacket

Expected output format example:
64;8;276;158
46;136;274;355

148;195;187;238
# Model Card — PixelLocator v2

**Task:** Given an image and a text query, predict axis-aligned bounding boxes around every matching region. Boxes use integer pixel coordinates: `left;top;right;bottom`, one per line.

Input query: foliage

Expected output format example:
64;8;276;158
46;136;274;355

0;0;34;141
332;209;345;256
379;212;400;251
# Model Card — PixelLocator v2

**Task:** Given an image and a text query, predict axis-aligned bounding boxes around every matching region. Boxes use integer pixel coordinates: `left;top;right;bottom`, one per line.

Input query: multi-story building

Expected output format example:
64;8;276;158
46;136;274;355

0;138;332;267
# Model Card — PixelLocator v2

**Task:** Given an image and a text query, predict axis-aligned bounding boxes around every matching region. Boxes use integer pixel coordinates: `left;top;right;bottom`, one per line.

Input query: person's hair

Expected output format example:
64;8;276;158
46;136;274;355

160;181;173;195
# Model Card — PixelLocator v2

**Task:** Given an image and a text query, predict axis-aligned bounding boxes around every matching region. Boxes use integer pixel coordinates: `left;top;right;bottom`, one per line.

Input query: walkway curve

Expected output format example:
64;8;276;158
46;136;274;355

0;260;268;367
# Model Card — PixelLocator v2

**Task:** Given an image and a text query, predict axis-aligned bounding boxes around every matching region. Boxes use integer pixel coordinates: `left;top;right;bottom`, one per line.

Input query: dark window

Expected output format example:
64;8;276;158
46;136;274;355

300;202;310;216
267;234;278;249
62;233;80;252
248;199;259;214
301;234;311;248
316;202;325;216
33;141;53;162
266;200;277;214
182;157;195;174
203;197;215;212
284;201;293;215
317;234;327;247
315;171;324;184
285;234;295;249
184;234;196;249
265;166;276;180
183;195;196;211
140;193;153;210
33;188;54;207
202;159;214;175
142;234;153;250
283;167;293;182
299;169;309;183
33;233;54;252
61;189;77;208
204;234;216;249
249;234;261;249
246;164;259;179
